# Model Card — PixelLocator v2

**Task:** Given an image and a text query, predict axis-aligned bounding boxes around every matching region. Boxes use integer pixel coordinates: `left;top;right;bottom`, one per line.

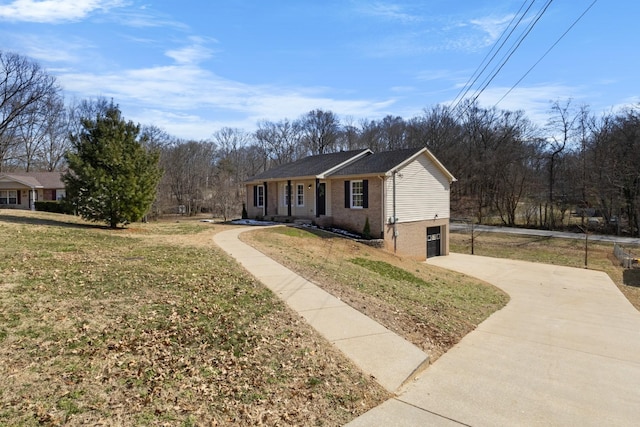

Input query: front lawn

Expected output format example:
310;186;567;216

0;211;388;425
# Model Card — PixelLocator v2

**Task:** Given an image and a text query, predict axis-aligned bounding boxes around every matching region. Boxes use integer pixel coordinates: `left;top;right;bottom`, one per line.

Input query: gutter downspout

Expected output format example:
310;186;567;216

378;176;384;239
392;170;397;253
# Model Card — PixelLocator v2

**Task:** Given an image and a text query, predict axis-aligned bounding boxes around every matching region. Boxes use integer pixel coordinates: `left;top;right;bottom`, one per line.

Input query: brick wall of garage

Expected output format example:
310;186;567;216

383;218;450;260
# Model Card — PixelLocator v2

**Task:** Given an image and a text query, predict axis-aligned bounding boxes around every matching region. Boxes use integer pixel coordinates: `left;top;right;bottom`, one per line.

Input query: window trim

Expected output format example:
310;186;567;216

283;183;291;206
0;190;18;205
256;185;264;207
296;183;304;206
350;180;364;209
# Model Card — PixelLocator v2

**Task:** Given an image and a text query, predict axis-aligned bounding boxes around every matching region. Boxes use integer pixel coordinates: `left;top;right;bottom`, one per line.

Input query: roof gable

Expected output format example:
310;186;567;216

329;147;424;177
247;149;371;182
0;172;64;188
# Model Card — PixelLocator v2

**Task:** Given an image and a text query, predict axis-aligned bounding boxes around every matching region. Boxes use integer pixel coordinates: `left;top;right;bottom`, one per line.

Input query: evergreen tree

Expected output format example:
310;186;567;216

63;104;161;228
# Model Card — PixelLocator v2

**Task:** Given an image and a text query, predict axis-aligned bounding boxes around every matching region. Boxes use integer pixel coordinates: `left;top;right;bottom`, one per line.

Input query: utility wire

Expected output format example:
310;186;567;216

494;0;598;107
459;0;555;117
449;0;536;112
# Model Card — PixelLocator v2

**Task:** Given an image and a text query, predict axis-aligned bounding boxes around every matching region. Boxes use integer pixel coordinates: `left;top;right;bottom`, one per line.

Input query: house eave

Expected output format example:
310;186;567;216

317;149;372;178
245;175;320;185
0;174;43;189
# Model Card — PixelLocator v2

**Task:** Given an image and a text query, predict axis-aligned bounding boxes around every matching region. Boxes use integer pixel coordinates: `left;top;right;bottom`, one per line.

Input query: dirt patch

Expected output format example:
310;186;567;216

0;283;18;292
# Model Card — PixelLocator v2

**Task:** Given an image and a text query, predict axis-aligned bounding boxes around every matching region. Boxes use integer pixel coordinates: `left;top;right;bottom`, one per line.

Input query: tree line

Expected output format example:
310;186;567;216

3;50;640;235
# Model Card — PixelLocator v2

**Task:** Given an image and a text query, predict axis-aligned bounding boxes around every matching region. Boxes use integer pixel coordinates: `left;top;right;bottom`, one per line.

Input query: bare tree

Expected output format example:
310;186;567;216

590;109;640;236
298;109;341;155
140;124;174;151
544;100;578;229
338;115;362;151
160;140;216;215
39;96;70;171
0;51;60;171
67;97;112;140
255;119;301;165
358;119;383;152
16;93;66;171
211;127;252;219
378;115;407;150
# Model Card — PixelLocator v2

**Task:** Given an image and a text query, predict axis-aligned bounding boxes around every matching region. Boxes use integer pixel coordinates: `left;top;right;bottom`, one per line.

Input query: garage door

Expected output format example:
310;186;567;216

427;226;441;258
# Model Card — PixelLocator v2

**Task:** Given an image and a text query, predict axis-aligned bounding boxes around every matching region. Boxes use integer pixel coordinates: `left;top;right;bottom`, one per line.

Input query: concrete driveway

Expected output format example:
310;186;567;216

348;254;640;426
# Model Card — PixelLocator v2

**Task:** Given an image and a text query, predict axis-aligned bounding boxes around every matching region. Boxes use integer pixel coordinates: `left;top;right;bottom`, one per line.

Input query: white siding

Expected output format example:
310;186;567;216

385;154;450;223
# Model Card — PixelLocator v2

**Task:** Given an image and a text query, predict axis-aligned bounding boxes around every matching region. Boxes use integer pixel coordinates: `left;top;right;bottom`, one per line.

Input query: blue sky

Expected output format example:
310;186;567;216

1;0;637;140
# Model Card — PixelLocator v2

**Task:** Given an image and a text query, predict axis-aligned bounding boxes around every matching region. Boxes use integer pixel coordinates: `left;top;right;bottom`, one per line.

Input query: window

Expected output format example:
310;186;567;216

0;190;17;205
344;180;368;209
351;180;363;208
283;184;291;206
296;184;304;206
43;189;56;201
256;185;264;207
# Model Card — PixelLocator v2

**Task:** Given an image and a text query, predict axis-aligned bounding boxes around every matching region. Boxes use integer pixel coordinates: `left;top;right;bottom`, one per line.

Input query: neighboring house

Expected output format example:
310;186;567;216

245;147;456;259
0;172;65;210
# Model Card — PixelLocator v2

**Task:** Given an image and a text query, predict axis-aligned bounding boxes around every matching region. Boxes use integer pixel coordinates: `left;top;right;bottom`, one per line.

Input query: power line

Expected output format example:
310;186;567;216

449;0;536;112
494;0;598;107
458;0;555;118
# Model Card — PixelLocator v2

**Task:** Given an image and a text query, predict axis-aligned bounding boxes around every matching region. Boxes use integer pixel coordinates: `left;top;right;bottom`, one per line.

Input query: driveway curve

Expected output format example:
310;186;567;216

348;253;640;426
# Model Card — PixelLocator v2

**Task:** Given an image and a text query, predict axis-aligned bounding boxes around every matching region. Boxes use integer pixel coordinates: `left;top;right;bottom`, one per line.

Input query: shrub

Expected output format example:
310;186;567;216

35;201;74;215
363;217;371;239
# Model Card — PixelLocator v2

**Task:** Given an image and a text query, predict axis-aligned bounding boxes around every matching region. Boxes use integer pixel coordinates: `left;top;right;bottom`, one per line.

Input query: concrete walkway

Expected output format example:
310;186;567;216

214;227;640;426
349;254;640;426
213;227;429;393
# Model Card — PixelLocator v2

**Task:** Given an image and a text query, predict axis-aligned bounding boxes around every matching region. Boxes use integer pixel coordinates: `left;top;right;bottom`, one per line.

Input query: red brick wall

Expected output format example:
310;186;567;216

330;177;384;238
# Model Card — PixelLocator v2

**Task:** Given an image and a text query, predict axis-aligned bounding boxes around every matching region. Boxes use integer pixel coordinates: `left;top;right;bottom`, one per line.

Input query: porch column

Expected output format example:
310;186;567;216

315;178;320;218
30;188;36;211
263;181;268;216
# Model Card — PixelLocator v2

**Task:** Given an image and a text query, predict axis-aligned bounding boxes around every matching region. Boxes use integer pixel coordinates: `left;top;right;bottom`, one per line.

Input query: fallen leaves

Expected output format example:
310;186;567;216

0;218;388;425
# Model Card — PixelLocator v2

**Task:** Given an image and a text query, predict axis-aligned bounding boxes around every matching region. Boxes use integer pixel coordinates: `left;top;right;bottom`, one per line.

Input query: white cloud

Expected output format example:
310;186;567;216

56;59;397;139
0;0;125;23
358;1;422;24
360;11;519;58
469;14;516;46
165;37;216;65
109;6;189;29
8;32;92;63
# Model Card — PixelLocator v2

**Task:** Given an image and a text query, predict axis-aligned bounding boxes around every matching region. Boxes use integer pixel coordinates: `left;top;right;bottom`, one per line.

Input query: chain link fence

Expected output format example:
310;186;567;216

614;243;638;268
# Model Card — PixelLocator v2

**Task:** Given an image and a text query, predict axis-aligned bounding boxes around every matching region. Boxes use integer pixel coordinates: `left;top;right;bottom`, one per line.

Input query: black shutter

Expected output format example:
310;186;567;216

253;185;257;207
344;181;350;208
17;190;21;205
363;179;369;208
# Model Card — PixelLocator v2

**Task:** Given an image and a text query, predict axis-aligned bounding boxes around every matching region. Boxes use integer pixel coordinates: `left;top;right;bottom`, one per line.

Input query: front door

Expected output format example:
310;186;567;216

317;183;326;216
427;226;441;258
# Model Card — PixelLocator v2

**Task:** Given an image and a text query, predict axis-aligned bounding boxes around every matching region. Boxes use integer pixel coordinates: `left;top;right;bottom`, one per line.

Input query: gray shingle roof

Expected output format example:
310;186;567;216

329;147;424;176
0;172;64;188
246;147;456;183
247;149;369;181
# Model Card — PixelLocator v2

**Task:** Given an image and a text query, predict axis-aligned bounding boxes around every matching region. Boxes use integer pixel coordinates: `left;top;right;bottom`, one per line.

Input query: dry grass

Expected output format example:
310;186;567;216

0;210;388;426
450;230;640;311
240;226;509;361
